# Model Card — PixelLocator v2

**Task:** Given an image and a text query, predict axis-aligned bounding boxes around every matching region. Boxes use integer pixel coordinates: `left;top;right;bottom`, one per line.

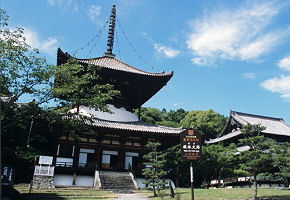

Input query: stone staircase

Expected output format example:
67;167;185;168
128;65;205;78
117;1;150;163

99;171;137;192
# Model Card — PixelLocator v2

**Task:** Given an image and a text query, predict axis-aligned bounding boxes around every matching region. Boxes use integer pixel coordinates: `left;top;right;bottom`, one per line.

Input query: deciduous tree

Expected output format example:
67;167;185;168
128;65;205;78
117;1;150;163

0;9;53;104
180;109;227;141
52;58;119;113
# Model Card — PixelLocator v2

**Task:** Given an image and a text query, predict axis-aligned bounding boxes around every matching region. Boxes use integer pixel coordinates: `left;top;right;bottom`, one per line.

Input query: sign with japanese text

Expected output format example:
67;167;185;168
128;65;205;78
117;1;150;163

180;128;202;160
39;156;53;165
1;165;15;186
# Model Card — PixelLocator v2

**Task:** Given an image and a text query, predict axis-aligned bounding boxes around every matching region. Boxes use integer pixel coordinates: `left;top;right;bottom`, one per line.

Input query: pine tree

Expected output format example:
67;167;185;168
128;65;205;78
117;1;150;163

142;142;167;197
238;124;274;200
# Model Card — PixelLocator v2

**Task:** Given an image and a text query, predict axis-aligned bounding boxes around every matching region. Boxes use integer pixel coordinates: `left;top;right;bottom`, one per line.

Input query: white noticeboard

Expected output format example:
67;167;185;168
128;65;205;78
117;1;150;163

39;156;53;165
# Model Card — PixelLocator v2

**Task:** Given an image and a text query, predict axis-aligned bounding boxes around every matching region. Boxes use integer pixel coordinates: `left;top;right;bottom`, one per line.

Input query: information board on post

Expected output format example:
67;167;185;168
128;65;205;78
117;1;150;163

180;128;202;161
180;128;202;200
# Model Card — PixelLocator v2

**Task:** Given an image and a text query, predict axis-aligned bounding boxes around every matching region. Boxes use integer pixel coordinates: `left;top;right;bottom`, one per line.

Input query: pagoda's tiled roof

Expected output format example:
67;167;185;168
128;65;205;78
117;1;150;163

206;111;290;144
90;118;184;135
76;56;173;77
57;48;174;110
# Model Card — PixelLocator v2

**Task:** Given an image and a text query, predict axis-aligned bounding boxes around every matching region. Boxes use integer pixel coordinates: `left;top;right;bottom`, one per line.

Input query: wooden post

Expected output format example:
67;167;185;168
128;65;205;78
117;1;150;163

73;172;77;185
190;161;194;200
29;156;38;193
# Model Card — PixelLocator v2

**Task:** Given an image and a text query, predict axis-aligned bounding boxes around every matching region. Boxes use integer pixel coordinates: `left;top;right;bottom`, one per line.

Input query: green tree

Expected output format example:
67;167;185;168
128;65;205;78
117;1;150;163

168;108;188;124
201;143;237;188
180;109;227;141
270;142;290;187
1;101;56;182
135;107;187;128
53;58;119;113
0;9;56;182
237;124;274;200
0;9;53;103
142;142;167;197
163;144;182;187
52;58;121;142
137;107;164;124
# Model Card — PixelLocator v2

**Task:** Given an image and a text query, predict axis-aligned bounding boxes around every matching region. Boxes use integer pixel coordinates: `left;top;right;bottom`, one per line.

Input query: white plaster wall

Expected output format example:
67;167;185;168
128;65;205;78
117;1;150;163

135;178;175;189
75;175;94;186
54;174;73;186
70;105;139;122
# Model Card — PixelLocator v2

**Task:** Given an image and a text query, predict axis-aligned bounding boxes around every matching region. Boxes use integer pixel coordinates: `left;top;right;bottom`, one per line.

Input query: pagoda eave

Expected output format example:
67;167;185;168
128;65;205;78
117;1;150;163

57;48;173;110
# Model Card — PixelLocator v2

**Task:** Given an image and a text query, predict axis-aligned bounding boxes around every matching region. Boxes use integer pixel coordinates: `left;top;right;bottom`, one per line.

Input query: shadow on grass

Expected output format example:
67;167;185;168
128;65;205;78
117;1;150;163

20;192;66;200
258;195;290;200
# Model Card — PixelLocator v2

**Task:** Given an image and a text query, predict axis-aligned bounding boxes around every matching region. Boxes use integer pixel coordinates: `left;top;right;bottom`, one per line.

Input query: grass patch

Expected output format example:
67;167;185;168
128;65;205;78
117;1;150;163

140;188;290;200
14;184;117;200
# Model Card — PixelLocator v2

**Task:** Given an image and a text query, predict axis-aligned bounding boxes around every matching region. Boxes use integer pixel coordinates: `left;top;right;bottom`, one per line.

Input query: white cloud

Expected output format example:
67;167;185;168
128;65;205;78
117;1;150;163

47;0;78;12
154;43;180;58
88;5;102;23
23;28;58;55
277;56;290;71
261;75;290;99
47;0;55;6
187;1;289;66
242;73;256;80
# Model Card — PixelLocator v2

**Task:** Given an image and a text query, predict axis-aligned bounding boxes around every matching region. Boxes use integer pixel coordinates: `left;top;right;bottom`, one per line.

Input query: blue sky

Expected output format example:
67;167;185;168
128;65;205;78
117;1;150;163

2;0;290;124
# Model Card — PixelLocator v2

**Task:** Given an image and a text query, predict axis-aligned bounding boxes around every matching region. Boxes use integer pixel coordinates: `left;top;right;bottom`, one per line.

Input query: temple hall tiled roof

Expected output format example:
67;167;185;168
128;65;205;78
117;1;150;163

206;111;290;144
76;56;173;77
91;118;184;135
230;111;290;136
206;130;241;144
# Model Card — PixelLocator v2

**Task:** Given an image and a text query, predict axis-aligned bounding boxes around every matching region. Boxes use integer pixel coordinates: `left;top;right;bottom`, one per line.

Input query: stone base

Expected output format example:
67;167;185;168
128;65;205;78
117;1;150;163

32;175;55;189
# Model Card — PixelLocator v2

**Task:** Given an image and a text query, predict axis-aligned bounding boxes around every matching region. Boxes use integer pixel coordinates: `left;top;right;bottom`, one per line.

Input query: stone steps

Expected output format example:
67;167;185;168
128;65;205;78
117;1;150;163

99;171;136;192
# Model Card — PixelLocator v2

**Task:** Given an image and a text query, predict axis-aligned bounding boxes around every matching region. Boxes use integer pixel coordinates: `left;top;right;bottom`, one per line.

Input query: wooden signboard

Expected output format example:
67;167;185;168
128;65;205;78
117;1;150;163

180;128;202;161
180;128;202;200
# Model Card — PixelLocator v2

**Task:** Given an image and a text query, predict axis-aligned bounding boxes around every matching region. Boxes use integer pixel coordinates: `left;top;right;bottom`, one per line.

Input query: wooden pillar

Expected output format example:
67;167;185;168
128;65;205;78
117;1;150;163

95;146;101;170
118;135;126;171
118;150;125;171
73;146;79;169
73;172;77;185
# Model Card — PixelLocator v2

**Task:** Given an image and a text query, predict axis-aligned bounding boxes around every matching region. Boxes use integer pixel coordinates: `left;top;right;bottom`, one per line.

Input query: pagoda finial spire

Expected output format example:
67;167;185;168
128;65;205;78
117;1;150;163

105;5;116;57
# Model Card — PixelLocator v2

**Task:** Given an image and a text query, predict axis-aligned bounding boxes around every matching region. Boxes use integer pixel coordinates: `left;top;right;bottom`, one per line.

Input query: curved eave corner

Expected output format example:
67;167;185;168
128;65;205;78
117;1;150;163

57;48;174;78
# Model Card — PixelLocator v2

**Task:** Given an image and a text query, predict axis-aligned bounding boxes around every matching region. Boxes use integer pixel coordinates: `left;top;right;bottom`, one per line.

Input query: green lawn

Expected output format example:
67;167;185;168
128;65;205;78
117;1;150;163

14;184;117;200
141;188;290;200
13;185;290;200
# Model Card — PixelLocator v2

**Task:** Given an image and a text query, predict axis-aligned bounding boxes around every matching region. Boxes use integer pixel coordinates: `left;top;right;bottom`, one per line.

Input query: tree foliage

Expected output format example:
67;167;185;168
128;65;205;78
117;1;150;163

142;142;167;197
200;143;237;187
135;107;187;128
180;109;227;141
270;141;290;186
1;101;56;182
0;9;53;103
53;58;119;113
237;124;274;200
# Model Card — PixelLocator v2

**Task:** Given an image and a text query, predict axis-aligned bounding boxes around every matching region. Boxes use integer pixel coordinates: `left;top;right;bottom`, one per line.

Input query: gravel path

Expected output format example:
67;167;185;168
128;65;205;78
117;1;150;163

114;193;149;200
